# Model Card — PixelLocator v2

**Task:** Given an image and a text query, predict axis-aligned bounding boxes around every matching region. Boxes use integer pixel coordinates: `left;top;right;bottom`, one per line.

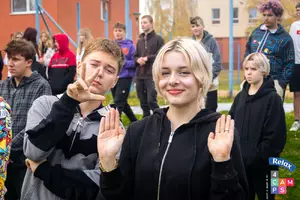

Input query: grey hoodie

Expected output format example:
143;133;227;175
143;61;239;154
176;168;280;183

21;94;122;200
193;30;222;80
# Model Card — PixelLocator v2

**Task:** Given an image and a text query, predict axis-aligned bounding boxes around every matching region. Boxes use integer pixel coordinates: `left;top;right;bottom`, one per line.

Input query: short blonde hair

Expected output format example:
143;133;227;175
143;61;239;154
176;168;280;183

243;53;270;76
152;37;212;109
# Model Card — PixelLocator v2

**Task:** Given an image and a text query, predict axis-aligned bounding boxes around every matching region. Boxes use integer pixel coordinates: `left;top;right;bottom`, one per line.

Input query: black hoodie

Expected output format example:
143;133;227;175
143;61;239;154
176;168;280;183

229;76;286;170
100;108;248;200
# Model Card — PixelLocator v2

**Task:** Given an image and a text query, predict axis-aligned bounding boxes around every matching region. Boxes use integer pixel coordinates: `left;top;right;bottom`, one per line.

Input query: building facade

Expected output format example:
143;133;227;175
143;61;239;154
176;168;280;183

191;0;259;69
0;0;139;79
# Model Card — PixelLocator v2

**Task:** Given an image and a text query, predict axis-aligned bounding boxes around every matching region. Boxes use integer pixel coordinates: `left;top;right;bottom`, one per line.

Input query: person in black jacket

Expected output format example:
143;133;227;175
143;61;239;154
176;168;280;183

98;38;248;200
0;51;3;80
134;15;165;118
229;52;286;200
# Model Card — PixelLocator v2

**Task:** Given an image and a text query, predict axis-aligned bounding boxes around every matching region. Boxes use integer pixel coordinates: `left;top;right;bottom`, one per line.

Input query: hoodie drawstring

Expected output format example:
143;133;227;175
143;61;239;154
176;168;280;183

256;31;270;53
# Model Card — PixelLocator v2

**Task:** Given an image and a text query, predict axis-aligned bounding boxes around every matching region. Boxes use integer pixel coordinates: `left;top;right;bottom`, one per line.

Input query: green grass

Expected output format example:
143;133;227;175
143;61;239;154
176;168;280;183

275;112;300;200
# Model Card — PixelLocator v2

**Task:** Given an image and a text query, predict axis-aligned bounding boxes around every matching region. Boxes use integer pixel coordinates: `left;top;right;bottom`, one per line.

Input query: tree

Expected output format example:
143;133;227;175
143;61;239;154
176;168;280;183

145;0;193;42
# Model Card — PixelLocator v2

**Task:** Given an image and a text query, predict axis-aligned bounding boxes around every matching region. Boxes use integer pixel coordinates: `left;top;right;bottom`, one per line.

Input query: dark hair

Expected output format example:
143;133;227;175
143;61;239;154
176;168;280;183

190;16;204;26
141;15;153;23
259;0;284;17
296;3;300;8
113;22;126;31
23;27;39;58
4;39;36;61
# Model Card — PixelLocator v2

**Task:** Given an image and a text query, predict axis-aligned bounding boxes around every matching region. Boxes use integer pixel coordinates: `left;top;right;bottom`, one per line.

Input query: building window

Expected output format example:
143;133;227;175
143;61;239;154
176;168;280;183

233;7;239;23
249;8;257;23
212;8;220;24
100;0;109;21
11;0;39;13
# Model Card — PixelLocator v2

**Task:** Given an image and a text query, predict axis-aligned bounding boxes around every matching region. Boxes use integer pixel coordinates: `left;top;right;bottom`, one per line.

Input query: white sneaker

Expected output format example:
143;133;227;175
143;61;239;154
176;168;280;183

290;121;300;131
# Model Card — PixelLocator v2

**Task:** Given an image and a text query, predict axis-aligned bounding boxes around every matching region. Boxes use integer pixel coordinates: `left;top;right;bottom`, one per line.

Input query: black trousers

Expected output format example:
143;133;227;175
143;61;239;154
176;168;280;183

5;150;27;200
136;79;159;118
111;78;137;122
247;169;275;200
205;90;218;112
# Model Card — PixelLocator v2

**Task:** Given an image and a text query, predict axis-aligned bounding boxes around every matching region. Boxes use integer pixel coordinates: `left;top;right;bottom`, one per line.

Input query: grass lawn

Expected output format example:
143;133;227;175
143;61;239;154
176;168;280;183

120;110;300;199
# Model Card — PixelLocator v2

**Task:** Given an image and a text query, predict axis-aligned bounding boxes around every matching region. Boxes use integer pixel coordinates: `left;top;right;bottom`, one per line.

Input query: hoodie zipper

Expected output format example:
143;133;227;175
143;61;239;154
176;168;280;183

69;116;84;152
157;131;175;200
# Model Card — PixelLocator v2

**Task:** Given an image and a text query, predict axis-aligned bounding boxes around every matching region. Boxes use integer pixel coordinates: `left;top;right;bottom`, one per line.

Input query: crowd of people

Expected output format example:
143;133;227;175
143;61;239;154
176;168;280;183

0;0;298;200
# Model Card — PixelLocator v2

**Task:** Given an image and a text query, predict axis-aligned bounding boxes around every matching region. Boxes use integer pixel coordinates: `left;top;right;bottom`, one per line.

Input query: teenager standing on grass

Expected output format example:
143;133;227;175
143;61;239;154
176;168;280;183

134;15;165;118
190;16;222;112
112;22;137;123
22;38;124;200
229;53;286;200
98;38;248;200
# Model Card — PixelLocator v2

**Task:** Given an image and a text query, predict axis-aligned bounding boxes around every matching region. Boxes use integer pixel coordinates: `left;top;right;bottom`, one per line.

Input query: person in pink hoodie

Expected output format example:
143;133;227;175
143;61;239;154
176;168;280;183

48;33;76;95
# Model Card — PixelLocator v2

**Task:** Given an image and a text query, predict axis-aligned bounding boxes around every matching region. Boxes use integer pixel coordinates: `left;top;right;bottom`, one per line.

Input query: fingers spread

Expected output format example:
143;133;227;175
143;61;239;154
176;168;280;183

110;109;115;130
225;115;231;133
86;68;100;86
80;62;87;81
76;78;88;91
105;111;110;131
89;93;106;101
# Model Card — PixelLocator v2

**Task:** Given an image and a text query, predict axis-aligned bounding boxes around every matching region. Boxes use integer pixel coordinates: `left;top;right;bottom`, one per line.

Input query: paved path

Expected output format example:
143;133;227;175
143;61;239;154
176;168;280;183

131;103;294;115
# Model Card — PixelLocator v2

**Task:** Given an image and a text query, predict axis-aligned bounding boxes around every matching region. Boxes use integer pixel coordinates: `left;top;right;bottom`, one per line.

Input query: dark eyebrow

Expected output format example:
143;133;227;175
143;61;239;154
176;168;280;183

161;66;189;69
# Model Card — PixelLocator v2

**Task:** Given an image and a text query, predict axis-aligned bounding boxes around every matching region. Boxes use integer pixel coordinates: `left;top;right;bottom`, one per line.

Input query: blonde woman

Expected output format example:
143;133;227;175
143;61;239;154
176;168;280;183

38;31;53;58
97;38;248;200
77;28;93;64
229;53;286;200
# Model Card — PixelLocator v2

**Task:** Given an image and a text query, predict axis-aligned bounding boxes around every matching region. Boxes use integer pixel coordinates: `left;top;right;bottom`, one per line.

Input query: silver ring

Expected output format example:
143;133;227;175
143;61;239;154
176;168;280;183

225;129;229;132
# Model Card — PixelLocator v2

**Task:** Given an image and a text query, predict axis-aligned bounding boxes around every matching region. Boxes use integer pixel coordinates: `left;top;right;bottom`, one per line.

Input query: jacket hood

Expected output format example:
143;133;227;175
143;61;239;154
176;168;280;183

10;71;41;88
242;75;276;102
54;34;69;54
259;24;285;35
153;107;221;126
192;30;212;41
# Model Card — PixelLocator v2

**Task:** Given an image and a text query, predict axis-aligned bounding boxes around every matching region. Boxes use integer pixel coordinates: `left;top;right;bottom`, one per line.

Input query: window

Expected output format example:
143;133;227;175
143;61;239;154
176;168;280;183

11;0;40;14
233;8;239;23
212;8;220;24
249;8;257;23
100;0;109;21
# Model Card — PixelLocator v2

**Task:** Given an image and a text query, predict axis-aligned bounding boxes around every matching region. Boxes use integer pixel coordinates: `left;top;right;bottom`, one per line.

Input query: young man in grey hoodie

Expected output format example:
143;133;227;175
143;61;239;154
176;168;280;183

190;16;222;112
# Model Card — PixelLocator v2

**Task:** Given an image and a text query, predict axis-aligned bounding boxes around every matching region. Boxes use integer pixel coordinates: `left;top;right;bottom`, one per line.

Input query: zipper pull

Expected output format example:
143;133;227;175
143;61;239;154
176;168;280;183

168;132;174;143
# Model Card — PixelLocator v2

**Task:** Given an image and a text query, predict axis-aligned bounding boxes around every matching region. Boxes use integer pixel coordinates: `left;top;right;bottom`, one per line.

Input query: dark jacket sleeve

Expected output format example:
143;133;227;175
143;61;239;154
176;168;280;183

210;38;222;80
23;93;79;161
100;124;141;200
251;94;286;168
146;36;165;63
62;65;76;91
281;38;295;86
134;40;141;65
34;161;99;200
210;130;248;199
0;51;3;80
124;44;136;69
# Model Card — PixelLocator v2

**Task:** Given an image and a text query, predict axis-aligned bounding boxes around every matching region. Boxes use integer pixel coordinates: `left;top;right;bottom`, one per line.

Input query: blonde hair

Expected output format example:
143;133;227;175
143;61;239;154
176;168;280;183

82;38;124;74
11;32;23;41
243;53;270;76
152;37;212;109
77;28;94;55
38;31;53;54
